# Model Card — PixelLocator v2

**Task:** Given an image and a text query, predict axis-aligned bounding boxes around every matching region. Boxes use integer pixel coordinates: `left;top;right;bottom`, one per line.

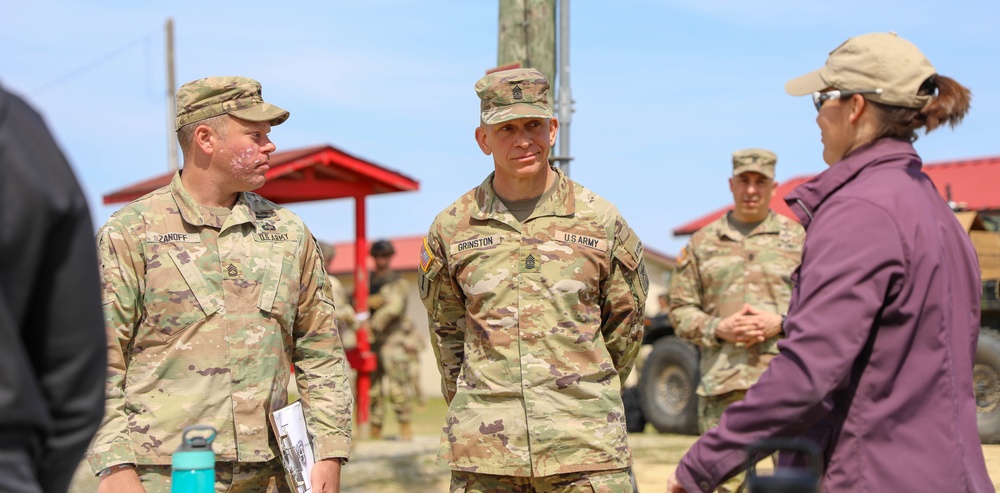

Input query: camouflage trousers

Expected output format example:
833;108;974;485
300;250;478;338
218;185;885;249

134;460;290;493
370;344;414;426
449;468;632;493
699;390;776;493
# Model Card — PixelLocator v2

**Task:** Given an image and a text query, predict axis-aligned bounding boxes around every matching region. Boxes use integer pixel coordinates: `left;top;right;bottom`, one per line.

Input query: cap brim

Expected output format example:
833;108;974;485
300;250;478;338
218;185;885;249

230;102;290;126
482;103;553;125
785;69;827;96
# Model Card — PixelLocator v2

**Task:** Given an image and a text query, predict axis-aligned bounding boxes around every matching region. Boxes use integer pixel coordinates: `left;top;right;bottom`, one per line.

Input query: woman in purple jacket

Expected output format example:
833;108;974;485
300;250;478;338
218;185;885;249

668;32;993;493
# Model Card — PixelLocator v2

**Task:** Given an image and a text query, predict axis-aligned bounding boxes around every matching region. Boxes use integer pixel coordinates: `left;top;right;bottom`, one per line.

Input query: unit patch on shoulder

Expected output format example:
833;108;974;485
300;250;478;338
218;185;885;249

555;230;608;252
420;237;436;273
449;234;501;255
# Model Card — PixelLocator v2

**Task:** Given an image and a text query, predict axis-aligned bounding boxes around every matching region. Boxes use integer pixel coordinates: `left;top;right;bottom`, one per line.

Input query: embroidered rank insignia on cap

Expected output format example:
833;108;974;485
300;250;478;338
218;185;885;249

419;237;435;273
512;85;523;100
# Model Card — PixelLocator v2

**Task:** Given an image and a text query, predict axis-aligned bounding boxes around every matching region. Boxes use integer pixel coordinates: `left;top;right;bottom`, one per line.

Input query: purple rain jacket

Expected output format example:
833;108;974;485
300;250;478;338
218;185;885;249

675;138;994;493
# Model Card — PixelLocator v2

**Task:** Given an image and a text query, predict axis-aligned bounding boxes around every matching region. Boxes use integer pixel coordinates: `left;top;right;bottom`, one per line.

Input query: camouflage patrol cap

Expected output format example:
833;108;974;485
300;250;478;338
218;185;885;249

785;32;937;109
175;76;290;131
732;148;777;179
475;68;553;124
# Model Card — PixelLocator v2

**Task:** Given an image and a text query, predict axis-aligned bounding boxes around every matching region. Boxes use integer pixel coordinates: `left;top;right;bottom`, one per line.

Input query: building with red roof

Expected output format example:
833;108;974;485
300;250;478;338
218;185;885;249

672;154;1000;236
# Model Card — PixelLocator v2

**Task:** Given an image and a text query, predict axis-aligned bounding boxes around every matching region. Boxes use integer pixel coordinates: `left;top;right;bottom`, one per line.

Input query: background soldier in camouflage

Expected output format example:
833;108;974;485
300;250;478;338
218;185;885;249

86;76;353;493
668;148;804;493
419;68;648;493
321;243;358;350
366;239;415;441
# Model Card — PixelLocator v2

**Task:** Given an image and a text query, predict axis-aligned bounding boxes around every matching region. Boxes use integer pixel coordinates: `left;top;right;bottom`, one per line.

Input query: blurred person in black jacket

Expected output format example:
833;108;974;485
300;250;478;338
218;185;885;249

0;83;106;492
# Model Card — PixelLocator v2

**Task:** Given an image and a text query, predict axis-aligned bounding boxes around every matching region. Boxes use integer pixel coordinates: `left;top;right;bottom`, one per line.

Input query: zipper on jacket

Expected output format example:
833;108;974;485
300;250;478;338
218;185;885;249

794;198;815;223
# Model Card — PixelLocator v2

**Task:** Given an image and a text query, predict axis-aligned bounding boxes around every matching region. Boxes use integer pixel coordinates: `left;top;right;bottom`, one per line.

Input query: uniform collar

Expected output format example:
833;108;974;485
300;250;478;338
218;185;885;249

472;167;576;223
169;171;258;230
716;210;784;241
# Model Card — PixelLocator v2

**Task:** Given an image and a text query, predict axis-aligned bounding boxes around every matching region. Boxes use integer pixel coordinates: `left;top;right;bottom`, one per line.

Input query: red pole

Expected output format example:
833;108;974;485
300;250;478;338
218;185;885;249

350;194;374;427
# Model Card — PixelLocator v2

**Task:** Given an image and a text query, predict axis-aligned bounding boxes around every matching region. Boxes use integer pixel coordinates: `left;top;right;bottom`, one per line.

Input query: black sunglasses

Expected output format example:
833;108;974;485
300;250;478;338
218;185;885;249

812;88;883;111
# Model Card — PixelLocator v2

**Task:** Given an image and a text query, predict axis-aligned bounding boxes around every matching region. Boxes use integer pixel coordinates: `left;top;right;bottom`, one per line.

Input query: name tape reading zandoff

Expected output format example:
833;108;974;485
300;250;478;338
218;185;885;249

148;232;200;243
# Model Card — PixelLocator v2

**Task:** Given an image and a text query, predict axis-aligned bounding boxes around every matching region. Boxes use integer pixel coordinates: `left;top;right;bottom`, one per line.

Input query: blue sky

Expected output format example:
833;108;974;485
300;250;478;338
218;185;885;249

3;1;999;256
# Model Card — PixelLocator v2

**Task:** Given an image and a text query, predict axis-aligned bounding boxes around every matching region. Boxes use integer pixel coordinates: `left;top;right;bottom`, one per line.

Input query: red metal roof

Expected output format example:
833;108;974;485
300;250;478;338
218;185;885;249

326;235;426;274
102;144;419;204
672;155;1000;236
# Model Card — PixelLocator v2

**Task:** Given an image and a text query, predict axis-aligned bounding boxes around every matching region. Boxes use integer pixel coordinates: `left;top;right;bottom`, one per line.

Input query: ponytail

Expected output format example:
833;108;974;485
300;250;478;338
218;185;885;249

867;74;972;142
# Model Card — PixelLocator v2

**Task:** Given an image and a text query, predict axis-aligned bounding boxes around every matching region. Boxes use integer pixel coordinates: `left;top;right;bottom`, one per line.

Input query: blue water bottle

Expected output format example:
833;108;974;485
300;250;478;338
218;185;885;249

171;425;217;492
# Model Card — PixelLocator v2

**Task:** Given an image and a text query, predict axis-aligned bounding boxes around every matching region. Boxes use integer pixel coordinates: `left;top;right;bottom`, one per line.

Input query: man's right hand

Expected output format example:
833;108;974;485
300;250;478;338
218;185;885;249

98;466;145;493
714;304;766;346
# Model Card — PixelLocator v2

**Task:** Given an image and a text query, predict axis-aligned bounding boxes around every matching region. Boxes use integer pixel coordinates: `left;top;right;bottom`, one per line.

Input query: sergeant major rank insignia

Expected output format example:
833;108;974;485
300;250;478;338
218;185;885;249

512;85;523;100
520;249;541;273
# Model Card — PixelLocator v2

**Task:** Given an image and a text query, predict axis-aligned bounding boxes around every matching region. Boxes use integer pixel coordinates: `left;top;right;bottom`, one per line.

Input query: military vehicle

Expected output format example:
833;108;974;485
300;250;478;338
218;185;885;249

961;212;1000;443
628;211;1000;443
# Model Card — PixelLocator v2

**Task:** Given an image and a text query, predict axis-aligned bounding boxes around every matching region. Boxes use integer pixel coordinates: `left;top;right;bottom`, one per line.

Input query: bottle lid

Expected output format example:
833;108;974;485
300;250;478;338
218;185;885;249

172;425;217;470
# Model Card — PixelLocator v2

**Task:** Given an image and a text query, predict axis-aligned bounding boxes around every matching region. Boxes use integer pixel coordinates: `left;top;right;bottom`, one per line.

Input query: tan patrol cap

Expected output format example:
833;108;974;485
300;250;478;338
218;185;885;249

732;148;777;179
175;76;290;130
475;68;553;125
785;32;937;109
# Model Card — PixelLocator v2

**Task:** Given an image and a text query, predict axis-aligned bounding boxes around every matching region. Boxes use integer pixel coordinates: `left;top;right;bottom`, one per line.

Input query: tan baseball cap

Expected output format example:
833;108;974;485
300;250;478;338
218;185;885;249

475;68;553;124
732;148;777;179
785;32;937;109
175;76;290;130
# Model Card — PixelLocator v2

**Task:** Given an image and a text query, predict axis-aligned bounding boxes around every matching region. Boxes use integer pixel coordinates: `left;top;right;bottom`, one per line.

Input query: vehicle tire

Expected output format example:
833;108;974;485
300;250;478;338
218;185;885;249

622;386;646;433
976;328;1000;443
639;336;700;435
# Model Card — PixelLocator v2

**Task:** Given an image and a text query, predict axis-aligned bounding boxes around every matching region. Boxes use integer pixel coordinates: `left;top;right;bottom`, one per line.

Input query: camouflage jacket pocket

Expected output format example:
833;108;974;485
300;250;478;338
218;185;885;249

256;242;298;331
140;249;219;341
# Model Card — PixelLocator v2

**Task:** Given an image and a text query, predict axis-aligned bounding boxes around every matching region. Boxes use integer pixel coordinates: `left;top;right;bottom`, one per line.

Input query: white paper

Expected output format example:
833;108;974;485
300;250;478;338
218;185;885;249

270;401;315;493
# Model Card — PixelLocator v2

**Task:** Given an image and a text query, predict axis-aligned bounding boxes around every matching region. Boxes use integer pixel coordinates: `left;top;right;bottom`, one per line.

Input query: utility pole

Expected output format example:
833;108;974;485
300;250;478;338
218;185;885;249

498;0;556;87
165;18;179;171
553;0;572;176
497;0;572;175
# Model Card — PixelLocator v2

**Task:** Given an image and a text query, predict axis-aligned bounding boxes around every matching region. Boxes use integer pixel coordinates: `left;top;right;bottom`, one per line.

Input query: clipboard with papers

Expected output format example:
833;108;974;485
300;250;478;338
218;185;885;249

270;400;315;493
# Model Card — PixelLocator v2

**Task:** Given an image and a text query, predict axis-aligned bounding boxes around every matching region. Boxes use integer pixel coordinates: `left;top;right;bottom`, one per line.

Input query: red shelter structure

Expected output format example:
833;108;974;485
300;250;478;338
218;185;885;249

103;144;420;427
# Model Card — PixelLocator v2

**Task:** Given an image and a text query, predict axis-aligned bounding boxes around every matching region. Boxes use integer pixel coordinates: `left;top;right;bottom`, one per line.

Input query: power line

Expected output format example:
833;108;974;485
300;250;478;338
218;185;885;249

31;31;155;96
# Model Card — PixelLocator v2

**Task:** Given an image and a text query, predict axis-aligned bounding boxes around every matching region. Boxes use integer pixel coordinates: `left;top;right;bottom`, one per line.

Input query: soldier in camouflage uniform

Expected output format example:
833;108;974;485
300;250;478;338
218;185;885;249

418;68;648;493
321;242;358;350
86;76;353;493
668;148;804;493
366;239;415;441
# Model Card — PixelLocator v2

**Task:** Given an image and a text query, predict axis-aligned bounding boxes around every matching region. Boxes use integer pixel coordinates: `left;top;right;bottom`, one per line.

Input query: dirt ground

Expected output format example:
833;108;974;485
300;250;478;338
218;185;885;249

68;399;1000;492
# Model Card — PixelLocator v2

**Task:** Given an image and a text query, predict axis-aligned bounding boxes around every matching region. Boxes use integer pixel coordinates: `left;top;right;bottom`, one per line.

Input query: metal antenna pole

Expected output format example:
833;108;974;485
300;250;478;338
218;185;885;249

166;18;179;171
554;0;573;176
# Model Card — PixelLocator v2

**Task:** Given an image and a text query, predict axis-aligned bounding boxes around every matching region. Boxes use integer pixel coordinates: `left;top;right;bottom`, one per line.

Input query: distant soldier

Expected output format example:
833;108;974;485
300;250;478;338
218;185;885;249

419;67;648;492
668;148;804;493
321;242;358;350
367;239;414;440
